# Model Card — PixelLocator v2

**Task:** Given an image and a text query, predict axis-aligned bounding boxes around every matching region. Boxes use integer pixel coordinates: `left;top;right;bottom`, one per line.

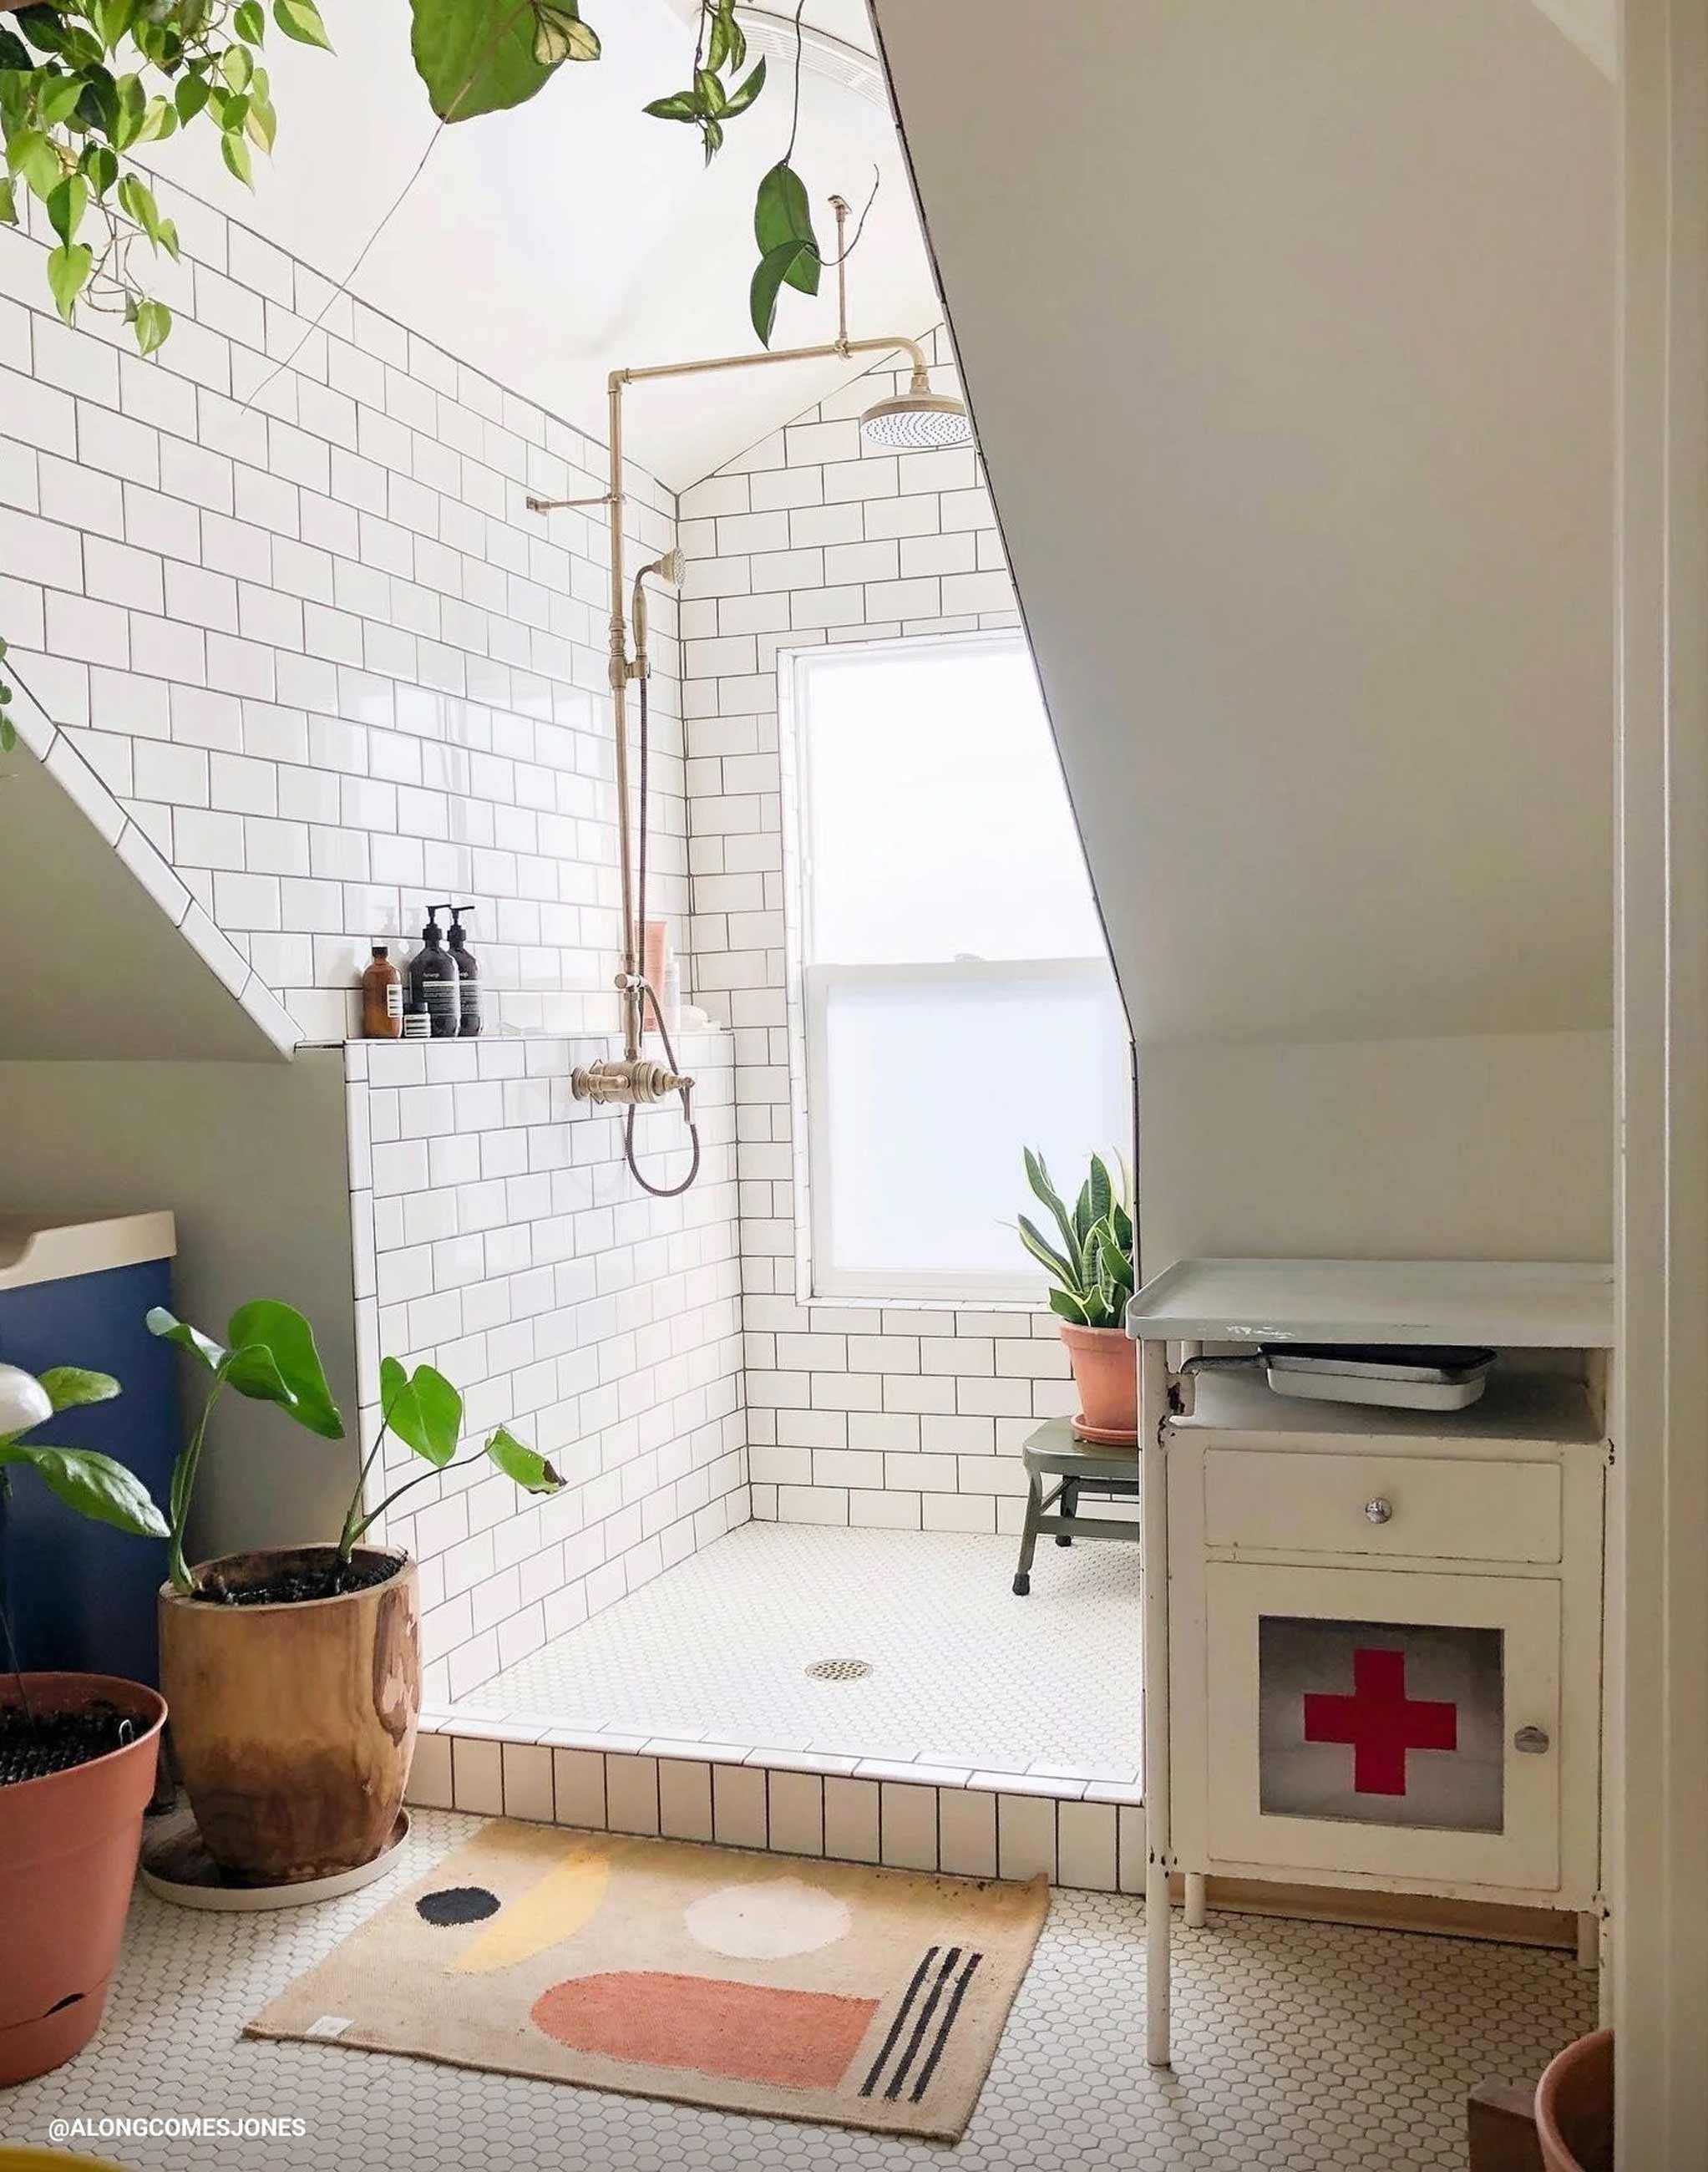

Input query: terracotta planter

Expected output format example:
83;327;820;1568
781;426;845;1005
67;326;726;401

0;1671;166;2085
1058;1322;1139;1442
1536;2027;1614;2172
159;1545;419;1885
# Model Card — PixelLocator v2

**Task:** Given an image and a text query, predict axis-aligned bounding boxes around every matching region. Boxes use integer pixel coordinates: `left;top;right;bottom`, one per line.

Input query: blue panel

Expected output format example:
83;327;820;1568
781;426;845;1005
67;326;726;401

0;1258;178;1685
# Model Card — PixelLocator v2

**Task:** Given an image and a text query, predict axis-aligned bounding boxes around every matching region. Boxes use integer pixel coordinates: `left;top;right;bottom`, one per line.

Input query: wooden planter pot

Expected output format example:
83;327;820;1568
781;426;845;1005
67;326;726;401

159;1545;420;1885
0;1672;166;2085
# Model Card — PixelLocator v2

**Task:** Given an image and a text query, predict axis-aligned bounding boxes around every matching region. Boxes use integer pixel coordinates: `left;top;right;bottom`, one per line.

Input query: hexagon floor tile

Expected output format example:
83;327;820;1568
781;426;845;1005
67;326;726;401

2;1809;1595;2171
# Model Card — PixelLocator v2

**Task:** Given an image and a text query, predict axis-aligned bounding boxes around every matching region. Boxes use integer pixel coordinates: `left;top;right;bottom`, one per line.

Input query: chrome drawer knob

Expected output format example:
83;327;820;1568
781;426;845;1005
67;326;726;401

1513;1726;1552;1755
1363;1498;1393;1525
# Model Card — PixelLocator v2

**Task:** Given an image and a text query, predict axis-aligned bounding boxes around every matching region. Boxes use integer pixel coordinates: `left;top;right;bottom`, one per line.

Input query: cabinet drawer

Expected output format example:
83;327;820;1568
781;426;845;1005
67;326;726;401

1204;1449;1561;1564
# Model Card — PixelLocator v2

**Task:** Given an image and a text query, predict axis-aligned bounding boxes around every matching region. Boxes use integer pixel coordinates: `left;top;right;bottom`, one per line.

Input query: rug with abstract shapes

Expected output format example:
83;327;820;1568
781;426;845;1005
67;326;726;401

246;1819;1050;2139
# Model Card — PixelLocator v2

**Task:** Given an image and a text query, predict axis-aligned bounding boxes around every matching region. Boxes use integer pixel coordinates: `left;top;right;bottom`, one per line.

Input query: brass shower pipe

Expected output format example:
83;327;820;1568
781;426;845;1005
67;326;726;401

527;200;940;1134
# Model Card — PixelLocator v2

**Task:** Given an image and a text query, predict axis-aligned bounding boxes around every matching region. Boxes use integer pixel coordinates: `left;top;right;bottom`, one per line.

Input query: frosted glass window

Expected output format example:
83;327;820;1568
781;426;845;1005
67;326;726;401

793;635;1128;1297
800;642;1107;964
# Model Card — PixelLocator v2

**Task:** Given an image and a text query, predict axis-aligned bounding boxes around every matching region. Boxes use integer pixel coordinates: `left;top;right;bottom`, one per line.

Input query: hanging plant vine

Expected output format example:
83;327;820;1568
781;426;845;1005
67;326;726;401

0;0;869;754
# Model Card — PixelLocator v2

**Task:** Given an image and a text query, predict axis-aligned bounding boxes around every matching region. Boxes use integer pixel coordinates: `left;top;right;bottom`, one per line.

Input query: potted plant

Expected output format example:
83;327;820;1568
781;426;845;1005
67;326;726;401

147;1300;561;1886
1016;1149;1139;1442
0;1360;171;2085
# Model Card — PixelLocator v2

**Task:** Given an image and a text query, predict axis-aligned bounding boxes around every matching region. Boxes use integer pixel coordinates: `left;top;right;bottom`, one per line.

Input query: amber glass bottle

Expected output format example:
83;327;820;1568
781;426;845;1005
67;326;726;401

361;945;403;1038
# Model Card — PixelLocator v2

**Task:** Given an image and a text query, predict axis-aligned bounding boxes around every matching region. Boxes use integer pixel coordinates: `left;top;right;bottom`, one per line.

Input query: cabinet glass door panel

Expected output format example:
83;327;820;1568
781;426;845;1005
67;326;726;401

1258;1616;1504;1834
1205;1565;1561;1891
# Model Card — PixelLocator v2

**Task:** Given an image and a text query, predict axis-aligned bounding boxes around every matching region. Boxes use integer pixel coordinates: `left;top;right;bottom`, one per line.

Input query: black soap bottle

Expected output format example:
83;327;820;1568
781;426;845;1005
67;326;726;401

446;905;481;1038
408;906;460;1038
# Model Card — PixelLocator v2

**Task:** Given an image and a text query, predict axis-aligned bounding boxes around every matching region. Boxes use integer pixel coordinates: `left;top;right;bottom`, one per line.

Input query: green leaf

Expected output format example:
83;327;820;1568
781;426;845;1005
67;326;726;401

0;1444;169;1539
149;1305;230;1374
235;0;266;42
707;5;729;72
175;71;211;124
1073;1179;1094;1246
700;113;722;164
753;160;820;291
245;89;276;151
483;1424;562;1495
1024;1146;1081;1269
379;1355;462;1469
220;128;253;185
1087;1154;1113;1225
721;56;765;116
97;0;139;50
133;297;172;354
533;3;598;65
38;1366;120;1413
1016;1213;1080;1293
410;0;559;123
0;177;16;228
45;241;92;323
220;43;254;91
274;0;332;51
82;143;119;197
1095;1215;1133;1294
695;66;725;116
750;236;816;346
9;129;61;203
1048;1286;1091;1327
225;1299;344;1439
44;171;86;248
118;170;161;243
643;91;699;122
40;75;87;127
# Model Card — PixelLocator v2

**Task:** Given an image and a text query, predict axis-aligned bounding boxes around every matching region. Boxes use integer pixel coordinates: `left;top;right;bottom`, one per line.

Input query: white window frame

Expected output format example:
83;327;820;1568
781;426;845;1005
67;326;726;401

782;628;1121;1307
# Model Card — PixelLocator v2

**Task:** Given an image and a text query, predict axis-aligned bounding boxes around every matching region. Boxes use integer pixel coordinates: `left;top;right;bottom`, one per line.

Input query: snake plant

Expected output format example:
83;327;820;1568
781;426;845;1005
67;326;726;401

1016;1149;1136;1330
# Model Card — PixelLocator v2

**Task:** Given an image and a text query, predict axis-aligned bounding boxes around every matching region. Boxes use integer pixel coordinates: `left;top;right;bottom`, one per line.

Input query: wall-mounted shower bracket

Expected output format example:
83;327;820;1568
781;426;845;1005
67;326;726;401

571;1057;695;1113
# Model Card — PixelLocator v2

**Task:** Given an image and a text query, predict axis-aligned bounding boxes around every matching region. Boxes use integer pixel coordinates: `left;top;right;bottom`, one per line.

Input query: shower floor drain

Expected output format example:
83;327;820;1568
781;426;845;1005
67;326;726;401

804;1657;873;1682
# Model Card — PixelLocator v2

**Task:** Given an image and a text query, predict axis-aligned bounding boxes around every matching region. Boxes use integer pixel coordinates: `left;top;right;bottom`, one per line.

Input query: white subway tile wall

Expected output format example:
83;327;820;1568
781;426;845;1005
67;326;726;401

678;336;1076;1524
1;185;683;1043
347;1033;744;1704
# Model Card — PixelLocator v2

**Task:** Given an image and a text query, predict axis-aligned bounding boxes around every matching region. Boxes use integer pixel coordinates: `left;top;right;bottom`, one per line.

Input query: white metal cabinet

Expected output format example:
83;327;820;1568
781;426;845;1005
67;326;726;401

1130;1259;1614;2069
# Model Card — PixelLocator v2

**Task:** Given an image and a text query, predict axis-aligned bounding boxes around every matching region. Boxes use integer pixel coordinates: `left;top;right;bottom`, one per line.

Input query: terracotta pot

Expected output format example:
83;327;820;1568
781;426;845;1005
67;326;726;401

1536;2027;1614;2172
159;1545;419;1885
0;1671;166;2085
1058;1322;1139;1441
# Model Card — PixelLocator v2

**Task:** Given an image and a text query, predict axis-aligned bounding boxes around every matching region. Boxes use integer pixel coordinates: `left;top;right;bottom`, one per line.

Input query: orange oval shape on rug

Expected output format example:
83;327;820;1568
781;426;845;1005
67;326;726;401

531;1972;879;2089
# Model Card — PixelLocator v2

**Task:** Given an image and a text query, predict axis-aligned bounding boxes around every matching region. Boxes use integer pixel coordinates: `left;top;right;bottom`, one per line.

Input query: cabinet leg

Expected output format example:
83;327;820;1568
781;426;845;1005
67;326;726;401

1577;1910;1600;1972
1183;1871;1207;1929
1145;1855;1171;2067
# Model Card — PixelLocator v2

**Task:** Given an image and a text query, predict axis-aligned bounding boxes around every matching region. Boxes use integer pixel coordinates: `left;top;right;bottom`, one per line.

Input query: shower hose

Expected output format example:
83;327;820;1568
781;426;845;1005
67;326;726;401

625;668;703;1199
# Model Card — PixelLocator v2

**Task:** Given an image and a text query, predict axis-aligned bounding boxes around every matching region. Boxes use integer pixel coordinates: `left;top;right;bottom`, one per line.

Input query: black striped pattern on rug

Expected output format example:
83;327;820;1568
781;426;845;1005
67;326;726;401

859;1944;986;2103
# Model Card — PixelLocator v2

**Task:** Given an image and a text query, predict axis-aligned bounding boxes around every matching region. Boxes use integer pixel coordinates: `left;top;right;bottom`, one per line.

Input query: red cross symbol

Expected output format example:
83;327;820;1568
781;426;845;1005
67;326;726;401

1302;1646;1457;1795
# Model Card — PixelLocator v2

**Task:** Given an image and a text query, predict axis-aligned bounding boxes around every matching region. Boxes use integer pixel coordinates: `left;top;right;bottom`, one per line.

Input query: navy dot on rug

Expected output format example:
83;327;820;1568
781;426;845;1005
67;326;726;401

417;1884;500;1926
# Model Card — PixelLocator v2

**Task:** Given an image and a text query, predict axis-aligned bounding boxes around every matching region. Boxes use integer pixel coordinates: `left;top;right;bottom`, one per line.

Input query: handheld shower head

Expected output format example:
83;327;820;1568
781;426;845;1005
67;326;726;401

630;548;687;677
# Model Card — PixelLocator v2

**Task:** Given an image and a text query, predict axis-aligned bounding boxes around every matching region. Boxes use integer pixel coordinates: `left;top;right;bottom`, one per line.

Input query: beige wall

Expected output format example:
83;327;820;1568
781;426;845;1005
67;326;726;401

874;0;1616;1262
0;1055;358;1556
1138;1030;1613;1269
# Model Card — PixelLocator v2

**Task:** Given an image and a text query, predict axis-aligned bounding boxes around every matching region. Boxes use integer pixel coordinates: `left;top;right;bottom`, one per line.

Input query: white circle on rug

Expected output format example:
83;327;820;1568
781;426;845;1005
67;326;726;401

684;1877;853;1960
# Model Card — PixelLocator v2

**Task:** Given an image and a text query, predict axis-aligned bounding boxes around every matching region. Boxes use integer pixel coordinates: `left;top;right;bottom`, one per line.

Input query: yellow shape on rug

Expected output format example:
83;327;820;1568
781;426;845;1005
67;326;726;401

449;1842;614;1972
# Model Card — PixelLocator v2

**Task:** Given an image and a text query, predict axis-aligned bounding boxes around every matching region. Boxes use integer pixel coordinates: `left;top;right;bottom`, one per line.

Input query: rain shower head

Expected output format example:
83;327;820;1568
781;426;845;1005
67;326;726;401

860;369;973;451
638;547;685;587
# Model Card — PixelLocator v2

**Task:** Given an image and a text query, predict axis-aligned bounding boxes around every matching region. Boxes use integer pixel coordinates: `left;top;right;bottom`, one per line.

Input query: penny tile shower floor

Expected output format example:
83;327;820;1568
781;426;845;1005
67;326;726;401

450;1522;1143;1782
2;1807;1595;2171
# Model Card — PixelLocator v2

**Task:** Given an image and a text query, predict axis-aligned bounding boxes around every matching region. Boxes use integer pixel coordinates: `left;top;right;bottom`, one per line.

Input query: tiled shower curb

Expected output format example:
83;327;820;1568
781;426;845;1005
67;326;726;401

407;1718;1146;1893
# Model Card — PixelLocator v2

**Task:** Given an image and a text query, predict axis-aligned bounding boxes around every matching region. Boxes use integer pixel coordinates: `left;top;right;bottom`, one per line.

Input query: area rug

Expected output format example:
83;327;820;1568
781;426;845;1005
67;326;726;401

246;1819;1050;2140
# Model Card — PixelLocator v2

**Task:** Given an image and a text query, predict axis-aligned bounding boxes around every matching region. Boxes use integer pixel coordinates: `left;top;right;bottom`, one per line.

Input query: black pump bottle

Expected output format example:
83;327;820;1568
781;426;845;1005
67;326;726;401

446;905;481;1037
409;906;460;1038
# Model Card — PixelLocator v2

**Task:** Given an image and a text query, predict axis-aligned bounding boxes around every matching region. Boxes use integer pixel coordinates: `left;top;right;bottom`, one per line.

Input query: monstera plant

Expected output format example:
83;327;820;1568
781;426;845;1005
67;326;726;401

148;1294;563;1887
0;0;829;751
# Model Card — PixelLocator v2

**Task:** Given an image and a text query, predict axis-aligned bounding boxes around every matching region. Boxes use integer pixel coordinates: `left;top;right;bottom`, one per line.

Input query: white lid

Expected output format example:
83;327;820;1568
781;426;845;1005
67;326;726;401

0;1210;177;1292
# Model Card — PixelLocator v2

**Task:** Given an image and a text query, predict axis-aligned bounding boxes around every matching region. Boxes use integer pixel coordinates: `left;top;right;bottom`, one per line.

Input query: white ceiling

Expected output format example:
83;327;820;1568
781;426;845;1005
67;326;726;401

146;0;940;489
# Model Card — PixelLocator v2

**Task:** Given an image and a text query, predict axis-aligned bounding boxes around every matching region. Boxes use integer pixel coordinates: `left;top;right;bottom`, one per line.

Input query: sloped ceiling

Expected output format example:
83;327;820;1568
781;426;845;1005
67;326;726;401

144;0;940;489
871;0;1616;1049
0;756;284;1060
